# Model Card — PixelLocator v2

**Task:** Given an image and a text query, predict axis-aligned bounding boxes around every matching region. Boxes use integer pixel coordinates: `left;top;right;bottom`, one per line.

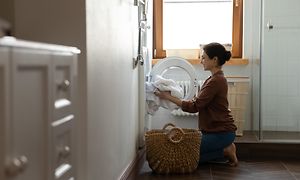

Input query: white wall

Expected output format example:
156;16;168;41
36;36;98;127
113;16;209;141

1;0;141;179
86;0;140;179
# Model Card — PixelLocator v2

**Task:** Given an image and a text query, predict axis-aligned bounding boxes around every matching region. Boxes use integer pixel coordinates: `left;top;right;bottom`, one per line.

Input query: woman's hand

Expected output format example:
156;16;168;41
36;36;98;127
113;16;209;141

154;89;183;107
154;89;172;100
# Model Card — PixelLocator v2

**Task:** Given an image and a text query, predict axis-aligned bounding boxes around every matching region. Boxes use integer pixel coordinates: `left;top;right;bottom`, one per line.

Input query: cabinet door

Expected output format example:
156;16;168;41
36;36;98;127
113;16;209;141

51;52;76;180
0;47;10;180
7;48;52;180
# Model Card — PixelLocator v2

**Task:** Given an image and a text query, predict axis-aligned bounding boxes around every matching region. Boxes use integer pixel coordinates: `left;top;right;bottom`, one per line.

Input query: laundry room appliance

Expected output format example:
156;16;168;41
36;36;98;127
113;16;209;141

134;0;199;148
150;56;198;100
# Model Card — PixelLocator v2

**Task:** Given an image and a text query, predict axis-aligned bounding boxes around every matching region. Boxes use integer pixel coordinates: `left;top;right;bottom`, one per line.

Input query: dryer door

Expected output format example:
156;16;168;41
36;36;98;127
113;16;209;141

150;56;198;100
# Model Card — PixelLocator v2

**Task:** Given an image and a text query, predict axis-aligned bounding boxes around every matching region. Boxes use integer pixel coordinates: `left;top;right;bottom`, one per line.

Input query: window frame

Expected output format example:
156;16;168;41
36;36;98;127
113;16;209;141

153;0;243;59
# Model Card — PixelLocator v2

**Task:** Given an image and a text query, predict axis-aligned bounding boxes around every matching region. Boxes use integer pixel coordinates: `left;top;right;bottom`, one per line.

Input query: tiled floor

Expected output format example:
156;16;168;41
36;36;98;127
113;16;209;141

135;159;300;180
131;131;300;180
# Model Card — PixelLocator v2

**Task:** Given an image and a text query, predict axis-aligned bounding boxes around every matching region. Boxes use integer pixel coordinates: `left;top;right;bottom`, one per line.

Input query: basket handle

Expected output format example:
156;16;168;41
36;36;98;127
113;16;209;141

162;123;176;130
167;127;185;144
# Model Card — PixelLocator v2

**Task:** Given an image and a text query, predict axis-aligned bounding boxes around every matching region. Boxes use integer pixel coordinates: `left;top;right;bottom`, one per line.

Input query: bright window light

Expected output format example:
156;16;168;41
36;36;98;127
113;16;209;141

163;0;233;49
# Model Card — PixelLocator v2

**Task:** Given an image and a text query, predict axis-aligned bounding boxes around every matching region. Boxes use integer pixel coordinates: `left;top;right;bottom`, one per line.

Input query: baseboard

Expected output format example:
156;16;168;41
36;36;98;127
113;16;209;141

119;147;146;180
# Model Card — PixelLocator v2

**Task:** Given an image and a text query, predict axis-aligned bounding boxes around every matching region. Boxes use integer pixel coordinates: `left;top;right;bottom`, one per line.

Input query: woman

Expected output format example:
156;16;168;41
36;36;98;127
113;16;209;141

154;42;238;166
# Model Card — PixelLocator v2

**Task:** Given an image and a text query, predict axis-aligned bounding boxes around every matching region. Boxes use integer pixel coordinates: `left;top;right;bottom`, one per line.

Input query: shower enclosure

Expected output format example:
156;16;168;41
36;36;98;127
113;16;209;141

253;0;300;142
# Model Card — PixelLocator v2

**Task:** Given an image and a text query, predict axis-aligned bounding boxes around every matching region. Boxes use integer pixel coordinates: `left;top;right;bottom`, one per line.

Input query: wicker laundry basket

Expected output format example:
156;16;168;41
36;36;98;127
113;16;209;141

145;123;201;174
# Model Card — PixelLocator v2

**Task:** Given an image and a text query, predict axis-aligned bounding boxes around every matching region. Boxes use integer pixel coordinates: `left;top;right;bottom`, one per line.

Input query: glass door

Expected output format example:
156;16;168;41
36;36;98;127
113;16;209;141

260;0;300;142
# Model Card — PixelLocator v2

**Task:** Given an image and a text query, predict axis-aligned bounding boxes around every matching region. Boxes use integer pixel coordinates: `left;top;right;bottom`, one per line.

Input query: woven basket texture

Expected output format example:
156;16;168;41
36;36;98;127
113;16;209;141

145;123;201;174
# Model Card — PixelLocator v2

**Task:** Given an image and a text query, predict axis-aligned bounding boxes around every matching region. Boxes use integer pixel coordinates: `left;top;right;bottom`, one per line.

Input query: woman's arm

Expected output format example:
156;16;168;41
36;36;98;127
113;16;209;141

154;77;221;114
154;90;198;113
154;90;182;107
154;89;198;113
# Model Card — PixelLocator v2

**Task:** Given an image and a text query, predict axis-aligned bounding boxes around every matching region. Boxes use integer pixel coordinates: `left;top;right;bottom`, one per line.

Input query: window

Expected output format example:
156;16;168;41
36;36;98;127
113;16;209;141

153;0;243;58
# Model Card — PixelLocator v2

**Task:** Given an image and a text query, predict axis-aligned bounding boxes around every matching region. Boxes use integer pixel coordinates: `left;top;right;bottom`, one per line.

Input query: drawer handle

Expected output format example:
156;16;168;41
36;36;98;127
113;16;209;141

57;80;70;91
5;156;28;176
58;146;71;158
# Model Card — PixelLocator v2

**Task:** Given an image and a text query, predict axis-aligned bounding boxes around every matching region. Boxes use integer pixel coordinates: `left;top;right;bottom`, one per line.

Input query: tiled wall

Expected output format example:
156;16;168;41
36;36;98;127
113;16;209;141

261;0;300;132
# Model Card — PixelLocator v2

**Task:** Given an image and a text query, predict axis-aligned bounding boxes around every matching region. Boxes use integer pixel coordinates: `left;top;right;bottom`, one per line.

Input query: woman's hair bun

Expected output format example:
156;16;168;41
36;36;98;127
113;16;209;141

224;50;232;61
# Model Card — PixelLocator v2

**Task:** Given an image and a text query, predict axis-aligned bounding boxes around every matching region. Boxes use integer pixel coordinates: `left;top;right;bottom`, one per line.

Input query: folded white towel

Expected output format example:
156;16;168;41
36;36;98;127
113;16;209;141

146;75;184;115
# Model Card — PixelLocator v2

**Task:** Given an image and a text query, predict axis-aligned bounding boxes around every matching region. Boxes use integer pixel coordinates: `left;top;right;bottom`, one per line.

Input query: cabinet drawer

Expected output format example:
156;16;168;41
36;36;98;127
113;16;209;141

52;114;74;179
53;52;74;101
55;66;71;101
53;52;75;122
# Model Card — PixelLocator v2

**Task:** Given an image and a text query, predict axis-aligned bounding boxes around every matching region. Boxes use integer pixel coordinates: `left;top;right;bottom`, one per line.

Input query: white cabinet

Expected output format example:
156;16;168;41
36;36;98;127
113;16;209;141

51;52;77;180
0;37;79;180
0;46;9;180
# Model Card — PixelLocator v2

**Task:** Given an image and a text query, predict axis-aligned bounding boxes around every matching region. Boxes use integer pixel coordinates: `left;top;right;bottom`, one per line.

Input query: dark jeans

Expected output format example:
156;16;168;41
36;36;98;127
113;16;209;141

199;132;235;163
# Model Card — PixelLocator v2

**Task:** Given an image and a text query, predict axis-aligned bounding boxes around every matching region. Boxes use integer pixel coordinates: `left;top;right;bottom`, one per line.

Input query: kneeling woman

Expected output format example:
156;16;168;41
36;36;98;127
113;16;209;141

154;42;238;166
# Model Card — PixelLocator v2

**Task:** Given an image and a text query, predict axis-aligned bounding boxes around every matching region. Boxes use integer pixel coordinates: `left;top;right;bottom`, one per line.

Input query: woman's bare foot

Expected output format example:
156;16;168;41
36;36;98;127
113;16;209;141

224;143;238;167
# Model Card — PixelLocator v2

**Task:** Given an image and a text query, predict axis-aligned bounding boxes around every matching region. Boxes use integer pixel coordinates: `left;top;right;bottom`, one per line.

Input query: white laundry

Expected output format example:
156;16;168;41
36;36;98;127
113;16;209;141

145;82;160;115
146;75;184;115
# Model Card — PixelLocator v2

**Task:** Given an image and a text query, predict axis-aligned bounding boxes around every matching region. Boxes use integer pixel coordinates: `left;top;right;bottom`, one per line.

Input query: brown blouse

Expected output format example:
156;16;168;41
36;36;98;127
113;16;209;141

181;71;237;133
